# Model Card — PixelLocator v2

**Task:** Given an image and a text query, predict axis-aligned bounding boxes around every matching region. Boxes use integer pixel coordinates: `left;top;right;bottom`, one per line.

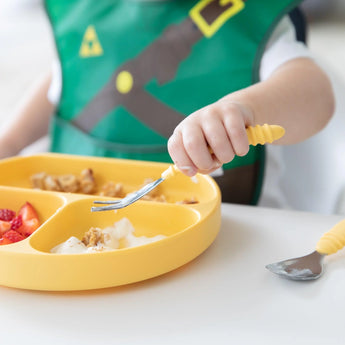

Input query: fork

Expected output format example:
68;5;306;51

91;124;285;212
91;165;179;212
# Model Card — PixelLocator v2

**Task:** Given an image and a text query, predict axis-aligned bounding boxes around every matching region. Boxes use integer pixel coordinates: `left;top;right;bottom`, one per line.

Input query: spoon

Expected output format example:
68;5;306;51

266;218;345;280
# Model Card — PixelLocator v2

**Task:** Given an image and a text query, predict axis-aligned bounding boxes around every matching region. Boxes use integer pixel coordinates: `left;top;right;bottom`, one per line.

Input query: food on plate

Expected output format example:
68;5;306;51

140;178;167;202
31;168;96;194
79;168;97;194
50;217;166;254
99;181;124;198
30;169;199;204
176;196;198;205
0;202;41;245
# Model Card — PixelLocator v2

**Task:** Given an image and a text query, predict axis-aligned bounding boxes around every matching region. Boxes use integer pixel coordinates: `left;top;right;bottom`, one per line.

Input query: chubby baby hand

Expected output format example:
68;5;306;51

167;100;254;176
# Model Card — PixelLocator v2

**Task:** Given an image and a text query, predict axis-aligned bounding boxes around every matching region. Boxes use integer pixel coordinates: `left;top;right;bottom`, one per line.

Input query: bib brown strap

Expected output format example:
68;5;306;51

73;1;246;138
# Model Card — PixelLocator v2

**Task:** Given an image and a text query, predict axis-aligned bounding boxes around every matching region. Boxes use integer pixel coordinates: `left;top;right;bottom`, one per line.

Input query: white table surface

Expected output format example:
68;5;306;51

0;203;344;345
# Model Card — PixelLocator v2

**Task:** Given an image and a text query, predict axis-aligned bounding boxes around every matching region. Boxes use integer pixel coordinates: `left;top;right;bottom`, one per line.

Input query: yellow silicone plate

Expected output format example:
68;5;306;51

0;153;221;291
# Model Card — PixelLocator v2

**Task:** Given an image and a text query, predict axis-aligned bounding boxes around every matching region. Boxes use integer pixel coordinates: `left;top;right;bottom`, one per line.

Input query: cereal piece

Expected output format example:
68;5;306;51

57;174;80;193
82;227;104;247
79;169;96;194
43;175;62;191
100;181;124;197
30;172;47;190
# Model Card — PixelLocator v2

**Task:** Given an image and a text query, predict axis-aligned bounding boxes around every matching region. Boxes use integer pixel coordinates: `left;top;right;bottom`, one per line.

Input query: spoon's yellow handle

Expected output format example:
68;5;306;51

246;124;285;146
316;219;345;255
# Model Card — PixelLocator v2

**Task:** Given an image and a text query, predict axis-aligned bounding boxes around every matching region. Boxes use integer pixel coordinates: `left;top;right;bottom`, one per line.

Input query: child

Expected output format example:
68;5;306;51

0;0;334;206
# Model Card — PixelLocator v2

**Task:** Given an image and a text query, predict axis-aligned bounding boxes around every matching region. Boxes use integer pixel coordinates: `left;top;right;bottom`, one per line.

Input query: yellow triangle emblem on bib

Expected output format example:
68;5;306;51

79;25;103;58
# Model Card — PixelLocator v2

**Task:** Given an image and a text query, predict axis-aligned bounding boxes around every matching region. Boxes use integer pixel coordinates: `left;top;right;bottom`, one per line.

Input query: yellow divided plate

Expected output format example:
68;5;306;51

0;153;221;291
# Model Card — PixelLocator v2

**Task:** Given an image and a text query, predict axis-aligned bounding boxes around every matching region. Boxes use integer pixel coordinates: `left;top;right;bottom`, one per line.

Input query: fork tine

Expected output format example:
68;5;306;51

93;200;122;205
91;178;165;212
91;203;125;212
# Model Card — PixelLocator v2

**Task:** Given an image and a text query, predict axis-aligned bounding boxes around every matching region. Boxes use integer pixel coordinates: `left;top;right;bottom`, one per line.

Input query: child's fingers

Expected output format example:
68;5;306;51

202;118;235;164
168;131;198;176
222;105;250;156
180;125;218;172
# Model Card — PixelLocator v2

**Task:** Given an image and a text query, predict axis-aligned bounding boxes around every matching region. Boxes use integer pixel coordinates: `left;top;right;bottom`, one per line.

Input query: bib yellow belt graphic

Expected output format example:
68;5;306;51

190;0;245;37
79;25;103;58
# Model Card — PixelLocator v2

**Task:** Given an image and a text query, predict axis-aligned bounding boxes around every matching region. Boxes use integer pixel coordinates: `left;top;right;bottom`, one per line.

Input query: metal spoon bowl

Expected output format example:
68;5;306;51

266;251;324;281
266;219;345;281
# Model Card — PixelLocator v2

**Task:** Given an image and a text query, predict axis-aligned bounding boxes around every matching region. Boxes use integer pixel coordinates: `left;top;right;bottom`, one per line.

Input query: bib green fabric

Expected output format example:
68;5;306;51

44;0;301;204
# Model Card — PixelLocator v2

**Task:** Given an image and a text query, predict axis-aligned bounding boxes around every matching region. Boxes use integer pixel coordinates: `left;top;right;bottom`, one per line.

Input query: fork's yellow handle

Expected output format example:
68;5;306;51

161;165;180;179
246;124;285;146
162;124;285;180
316;219;345;255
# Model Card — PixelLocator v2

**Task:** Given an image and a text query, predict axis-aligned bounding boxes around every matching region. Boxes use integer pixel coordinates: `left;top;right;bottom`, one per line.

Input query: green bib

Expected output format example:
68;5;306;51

44;0;301;204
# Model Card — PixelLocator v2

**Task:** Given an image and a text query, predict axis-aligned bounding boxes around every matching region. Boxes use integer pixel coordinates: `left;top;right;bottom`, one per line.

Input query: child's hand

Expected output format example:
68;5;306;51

168;100;254;176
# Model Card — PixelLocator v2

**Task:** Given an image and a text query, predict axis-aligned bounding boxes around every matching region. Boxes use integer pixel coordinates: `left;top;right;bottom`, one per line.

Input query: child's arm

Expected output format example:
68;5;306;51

168;58;335;176
0;72;55;159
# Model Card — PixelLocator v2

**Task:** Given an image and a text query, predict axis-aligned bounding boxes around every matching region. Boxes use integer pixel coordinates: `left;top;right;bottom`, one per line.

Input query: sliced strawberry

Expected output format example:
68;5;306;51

19;218;40;237
0;237;14;245
0;220;11;234
0;208;16;221
11;215;23;231
18;202;39;221
3;230;25;243
17;202;41;236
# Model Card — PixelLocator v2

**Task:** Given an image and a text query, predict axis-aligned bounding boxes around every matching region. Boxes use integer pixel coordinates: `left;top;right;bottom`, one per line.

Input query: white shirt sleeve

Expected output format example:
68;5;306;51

47;59;62;105
47;16;312;105
259;16;313;209
259;16;312;81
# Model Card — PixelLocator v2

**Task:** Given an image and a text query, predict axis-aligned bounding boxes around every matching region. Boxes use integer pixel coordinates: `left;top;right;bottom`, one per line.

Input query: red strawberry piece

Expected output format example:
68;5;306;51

17;202;41;236
0;220;11;234
0;237;14;245
11;215;23;231
3;230;25;243
19;218;40;237
18;202;39;221
0;208;16;221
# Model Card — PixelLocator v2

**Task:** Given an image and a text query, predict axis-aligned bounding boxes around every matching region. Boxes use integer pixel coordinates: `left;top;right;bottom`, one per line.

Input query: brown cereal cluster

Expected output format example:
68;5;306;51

31;169;96;194
82;227;104;247
99;181;124;198
30;169;198;204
